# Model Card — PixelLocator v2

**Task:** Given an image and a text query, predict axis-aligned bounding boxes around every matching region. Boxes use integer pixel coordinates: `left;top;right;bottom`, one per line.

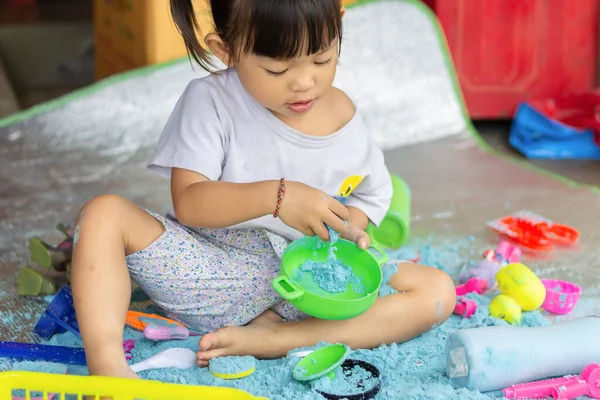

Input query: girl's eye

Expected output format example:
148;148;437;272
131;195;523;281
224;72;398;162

315;58;333;66
264;68;288;76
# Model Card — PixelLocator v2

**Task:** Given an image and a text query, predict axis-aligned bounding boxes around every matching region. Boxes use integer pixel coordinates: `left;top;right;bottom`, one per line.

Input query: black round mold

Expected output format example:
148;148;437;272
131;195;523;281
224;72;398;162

315;359;381;400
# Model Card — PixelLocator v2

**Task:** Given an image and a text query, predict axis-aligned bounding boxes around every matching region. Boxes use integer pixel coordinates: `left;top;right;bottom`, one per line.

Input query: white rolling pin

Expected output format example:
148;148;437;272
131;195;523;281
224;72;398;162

445;316;600;392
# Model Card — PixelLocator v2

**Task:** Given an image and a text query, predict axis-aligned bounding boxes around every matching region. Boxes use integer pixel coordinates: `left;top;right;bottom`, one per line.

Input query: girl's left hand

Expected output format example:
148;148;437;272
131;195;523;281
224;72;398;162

341;224;371;250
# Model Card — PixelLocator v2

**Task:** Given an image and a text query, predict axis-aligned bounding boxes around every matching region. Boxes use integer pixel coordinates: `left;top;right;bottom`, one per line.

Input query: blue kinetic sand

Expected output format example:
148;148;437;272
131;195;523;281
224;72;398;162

23;236;552;399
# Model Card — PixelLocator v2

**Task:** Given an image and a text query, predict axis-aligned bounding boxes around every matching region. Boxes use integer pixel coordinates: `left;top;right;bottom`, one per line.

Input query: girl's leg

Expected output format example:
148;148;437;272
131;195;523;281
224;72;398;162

196;262;456;365
71;194;165;377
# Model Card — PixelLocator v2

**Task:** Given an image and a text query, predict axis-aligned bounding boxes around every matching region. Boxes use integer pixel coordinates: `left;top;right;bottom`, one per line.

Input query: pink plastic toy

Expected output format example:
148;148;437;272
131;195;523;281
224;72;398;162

143;324;201;341
503;363;600;399
123;339;135;361
541;279;582;315
483;241;522;265
454;299;477;318
456;278;488;296
458;241;521;287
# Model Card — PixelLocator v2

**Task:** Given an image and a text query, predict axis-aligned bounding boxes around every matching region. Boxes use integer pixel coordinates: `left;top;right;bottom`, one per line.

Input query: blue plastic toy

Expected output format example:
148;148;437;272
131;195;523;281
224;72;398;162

0;341;86;365
509;102;600;160
33;285;81;340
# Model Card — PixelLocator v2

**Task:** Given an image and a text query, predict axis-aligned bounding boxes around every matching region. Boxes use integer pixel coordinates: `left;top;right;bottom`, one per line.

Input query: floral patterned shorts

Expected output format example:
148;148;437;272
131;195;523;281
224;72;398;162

126;210;308;332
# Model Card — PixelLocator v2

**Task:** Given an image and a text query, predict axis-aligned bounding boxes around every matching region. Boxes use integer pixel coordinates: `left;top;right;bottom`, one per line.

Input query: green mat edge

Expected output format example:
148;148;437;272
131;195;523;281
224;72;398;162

1;0;598;196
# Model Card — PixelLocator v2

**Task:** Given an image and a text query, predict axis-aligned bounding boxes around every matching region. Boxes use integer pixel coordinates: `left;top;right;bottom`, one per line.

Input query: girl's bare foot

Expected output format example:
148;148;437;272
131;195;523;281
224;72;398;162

196;310;285;366
195;263;456;367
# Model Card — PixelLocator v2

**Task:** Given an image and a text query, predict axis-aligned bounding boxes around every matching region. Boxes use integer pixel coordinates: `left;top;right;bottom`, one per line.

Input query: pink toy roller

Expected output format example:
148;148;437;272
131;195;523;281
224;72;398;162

456;278;488;296
454;299;477;318
453;278;486;319
143;324;200;341
503;363;600;399
541;279;582;315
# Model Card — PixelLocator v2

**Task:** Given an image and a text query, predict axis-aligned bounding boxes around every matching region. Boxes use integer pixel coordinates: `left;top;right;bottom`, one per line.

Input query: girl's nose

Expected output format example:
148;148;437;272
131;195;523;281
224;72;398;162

290;74;315;93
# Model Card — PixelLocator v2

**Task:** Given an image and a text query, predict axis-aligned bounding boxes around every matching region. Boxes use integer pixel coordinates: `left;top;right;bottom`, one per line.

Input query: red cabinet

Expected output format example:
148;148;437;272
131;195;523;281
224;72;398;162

423;0;599;119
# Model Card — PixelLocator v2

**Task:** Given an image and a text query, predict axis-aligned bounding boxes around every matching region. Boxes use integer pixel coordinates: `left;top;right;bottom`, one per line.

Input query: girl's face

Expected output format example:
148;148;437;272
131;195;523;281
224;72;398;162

235;40;339;120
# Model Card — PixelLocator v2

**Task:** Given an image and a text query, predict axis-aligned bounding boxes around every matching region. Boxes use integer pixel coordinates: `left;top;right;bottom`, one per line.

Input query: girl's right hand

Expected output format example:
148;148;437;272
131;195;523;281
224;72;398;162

277;181;350;241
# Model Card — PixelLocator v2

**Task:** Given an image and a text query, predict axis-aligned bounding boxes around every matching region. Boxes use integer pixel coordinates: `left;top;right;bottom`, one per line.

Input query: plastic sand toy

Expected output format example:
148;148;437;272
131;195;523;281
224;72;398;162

487;211;579;252
11;361;67;400
445;317;600;392
456;278;488;296
33;286;80;340
503;363;600;399
366;174;411;249
130;348;196;373
293;344;351;382
0;342;86;366
18;224;75;297
489;263;546;325
272;236;387;320
457;241;521;289
209;356;257;380
0;340;135;366
541;279;582;315
452;278;487;319
292;344;381;399
454;298;477;318
17;268;60;297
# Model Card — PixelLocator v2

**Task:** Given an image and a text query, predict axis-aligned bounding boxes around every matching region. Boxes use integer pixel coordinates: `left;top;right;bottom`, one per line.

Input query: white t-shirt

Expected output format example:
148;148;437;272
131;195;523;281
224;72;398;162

149;68;393;241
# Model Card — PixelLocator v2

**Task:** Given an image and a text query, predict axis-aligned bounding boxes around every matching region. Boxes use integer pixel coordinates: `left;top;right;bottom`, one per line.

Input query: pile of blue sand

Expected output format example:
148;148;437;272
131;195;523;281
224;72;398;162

132;292;548;400
7;236;552;400
209;355;256;376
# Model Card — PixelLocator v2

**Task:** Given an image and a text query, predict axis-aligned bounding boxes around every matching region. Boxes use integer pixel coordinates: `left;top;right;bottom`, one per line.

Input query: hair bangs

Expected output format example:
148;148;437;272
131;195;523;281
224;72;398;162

235;0;342;60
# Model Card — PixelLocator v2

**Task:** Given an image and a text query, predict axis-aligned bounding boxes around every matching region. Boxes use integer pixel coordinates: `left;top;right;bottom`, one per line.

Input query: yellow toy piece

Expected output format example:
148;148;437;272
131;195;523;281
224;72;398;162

210;366;256;380
495;263;546;311
0;371;265;400
337;175;365;197
489;294;523;325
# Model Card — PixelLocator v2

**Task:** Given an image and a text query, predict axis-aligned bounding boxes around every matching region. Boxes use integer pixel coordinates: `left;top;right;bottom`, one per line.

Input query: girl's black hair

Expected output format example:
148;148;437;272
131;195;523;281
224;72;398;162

171;0;343;72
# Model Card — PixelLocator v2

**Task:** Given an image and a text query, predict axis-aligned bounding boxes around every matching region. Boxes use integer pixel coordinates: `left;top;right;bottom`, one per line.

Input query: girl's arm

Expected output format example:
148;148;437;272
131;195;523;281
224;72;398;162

171;168;278;228
171;168;350;237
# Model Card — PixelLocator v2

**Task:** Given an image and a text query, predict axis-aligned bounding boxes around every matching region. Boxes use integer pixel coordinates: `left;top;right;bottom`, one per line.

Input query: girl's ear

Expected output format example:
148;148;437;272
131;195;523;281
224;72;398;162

205;33;232;65
341;6;346;18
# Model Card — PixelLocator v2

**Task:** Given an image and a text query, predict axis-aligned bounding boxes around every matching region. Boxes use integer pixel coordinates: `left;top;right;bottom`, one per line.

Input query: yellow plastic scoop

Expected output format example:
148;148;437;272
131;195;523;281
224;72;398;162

209;356;257;380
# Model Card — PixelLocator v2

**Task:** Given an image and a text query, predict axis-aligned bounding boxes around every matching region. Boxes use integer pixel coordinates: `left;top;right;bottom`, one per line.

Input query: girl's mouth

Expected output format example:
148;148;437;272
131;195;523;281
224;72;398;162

287;99;314;113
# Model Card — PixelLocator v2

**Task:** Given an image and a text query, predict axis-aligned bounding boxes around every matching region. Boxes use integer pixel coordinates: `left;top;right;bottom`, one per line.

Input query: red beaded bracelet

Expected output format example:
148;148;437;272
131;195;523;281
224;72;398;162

273;178;286;218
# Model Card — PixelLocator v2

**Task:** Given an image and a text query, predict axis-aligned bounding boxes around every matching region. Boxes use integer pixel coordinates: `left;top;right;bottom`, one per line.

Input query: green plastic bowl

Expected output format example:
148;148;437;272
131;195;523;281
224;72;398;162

272;236;388;320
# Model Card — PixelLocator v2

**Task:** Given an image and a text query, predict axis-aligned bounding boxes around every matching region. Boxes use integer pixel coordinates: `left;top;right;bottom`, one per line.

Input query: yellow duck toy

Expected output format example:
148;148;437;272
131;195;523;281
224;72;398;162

489;263;546;325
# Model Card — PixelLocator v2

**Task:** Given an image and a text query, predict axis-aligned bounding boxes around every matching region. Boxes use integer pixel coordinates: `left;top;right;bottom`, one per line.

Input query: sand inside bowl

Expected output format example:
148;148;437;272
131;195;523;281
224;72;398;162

294;226;364;295
297;260;364;294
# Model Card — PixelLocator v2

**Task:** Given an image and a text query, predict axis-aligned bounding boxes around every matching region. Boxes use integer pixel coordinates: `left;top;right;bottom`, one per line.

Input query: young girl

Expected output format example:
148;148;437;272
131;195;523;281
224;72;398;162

71;0;456;379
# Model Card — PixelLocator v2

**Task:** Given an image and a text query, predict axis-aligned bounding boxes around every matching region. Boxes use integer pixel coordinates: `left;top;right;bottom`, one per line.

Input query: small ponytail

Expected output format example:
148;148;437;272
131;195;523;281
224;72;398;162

170;0;214;71
171;0;342;72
